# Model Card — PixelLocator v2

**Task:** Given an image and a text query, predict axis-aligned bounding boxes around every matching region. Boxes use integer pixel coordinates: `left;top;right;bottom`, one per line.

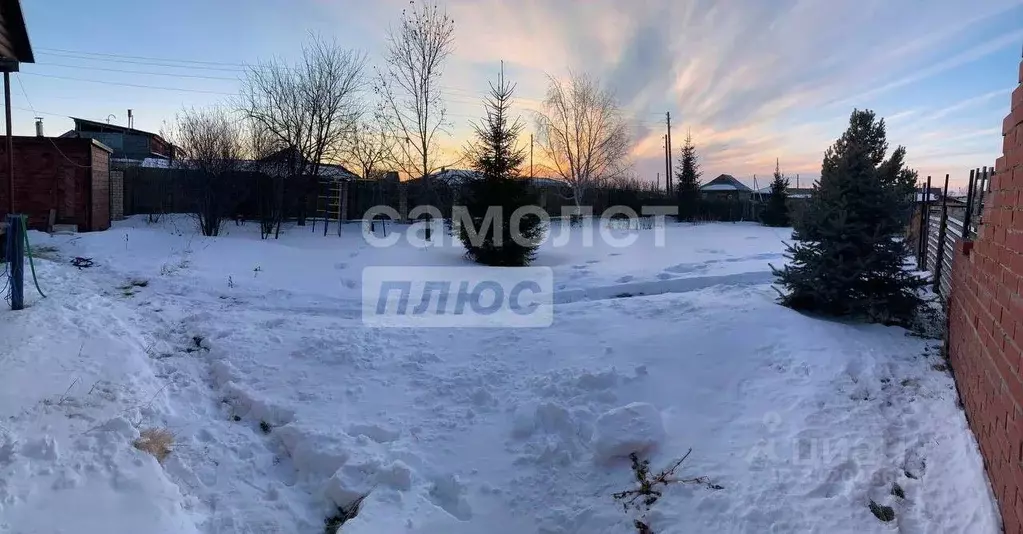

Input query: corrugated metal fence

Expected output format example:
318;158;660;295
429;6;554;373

917;167;992;302
925;209;963;300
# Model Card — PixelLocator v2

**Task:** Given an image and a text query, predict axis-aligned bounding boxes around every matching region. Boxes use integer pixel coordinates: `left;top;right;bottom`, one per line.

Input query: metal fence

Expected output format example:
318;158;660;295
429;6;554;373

917;166;993;302
926;209;962;300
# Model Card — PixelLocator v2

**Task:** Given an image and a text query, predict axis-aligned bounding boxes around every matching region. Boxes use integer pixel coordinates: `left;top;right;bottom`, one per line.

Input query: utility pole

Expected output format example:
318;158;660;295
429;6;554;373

663;134;669;196
4;72;11;215
530;133;534;179
656;172;660;192
666;112;673;196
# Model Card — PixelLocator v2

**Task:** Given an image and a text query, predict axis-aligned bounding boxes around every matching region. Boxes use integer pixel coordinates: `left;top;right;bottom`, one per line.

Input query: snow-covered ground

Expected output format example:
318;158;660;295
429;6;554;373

0;216;1000;533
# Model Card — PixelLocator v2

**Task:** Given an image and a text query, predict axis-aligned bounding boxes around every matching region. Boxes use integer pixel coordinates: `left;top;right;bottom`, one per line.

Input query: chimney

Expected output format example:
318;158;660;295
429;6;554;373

127;109;133;129
34;117;43;137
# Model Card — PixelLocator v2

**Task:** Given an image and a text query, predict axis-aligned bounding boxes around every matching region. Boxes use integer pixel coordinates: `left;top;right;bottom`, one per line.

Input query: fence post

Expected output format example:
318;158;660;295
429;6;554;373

976;167;989;229
963;169;976;239
5;213;23;310
918;176;931;269
933;174;950;293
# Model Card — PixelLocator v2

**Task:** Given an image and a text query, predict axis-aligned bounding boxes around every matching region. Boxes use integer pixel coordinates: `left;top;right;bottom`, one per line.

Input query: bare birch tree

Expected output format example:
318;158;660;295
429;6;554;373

240;36;366;228
377;1;455;190
534;72;631;212
171;107;244;237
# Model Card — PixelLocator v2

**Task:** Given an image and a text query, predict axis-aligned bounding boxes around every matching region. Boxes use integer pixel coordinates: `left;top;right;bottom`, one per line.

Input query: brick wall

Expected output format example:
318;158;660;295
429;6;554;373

90;144;110;231
110;170;124;221
0;137;112;232
947;54;1023;533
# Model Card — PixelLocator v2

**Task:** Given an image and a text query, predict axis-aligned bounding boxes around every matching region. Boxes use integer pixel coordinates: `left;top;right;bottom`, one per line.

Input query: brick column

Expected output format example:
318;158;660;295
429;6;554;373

947;49;1023;533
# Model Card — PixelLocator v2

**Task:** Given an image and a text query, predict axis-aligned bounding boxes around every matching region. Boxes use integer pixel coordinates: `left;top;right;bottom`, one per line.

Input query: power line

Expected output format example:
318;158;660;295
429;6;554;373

36;52;249;73
15;75;93;168
32;53;666;124
37;47;252;68
21;73;235;96
39;63;242;82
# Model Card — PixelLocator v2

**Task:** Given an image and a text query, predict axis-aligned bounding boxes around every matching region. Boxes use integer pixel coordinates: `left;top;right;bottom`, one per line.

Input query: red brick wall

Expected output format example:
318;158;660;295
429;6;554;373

948;55;1023;533
0;137;112;232
90;144;110;231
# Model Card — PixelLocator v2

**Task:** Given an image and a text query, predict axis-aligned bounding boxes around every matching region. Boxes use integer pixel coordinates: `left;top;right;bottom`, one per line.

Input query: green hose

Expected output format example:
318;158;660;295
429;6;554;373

20;215;46;298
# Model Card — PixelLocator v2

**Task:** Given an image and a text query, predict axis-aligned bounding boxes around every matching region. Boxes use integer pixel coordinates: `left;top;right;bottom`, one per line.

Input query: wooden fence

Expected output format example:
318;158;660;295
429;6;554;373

115;164;779;224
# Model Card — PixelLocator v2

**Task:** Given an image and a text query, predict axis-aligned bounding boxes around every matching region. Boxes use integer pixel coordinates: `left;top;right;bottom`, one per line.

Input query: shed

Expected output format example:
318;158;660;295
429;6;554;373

0;137;113;231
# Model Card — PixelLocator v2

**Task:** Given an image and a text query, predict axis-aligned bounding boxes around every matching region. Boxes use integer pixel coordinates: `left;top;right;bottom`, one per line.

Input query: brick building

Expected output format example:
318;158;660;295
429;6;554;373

0;137;113;232
947;54;1023;531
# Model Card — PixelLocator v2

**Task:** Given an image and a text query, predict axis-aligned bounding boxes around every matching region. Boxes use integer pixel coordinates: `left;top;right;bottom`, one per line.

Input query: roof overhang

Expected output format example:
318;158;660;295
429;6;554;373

0;0;33;64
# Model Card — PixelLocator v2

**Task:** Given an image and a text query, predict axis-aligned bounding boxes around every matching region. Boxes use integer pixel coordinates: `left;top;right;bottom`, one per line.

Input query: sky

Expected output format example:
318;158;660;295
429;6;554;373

15;0;1023;190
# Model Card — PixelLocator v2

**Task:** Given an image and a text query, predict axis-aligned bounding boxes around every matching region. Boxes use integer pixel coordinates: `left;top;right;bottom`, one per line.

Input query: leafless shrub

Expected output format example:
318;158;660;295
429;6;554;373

169;107;245;237
613;449;721;533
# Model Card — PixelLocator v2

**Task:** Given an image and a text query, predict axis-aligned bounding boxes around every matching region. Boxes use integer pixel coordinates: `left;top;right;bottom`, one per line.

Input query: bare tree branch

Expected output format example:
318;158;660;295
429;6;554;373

375;1;455;186
345;118;395;181
239;35;366;226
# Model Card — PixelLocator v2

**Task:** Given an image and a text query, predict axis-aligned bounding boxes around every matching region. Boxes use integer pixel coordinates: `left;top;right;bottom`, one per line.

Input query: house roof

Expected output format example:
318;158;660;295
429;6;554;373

69;117;166;139
259;146;359;180
429;168;481;184
526;176;566;187
701;174;752;192
0;0;33;63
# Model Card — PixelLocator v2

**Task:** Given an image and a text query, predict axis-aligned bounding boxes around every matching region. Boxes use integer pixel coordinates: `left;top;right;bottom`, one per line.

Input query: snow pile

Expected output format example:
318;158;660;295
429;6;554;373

592;402;666;461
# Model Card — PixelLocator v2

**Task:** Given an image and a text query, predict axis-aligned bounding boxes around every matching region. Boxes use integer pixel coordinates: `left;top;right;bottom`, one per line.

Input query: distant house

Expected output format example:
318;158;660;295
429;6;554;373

138;146;361;182
700;174;752;201
239;146;359;181
60;118;175;162
426;168;481;185
525;176;566;188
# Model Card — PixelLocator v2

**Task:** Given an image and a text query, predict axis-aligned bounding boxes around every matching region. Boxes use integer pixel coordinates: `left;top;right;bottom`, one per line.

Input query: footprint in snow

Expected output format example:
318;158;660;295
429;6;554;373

585;259;600;264
616;275;635;283
607;252;622;257
656;273;676;280
572;264;588;270
334;262;348;270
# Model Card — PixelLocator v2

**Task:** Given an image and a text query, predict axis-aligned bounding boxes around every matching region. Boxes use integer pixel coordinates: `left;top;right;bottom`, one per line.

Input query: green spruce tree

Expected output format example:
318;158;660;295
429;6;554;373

760;159;790;227
675;131;702;222
459;64;544;266
773;109;924;325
